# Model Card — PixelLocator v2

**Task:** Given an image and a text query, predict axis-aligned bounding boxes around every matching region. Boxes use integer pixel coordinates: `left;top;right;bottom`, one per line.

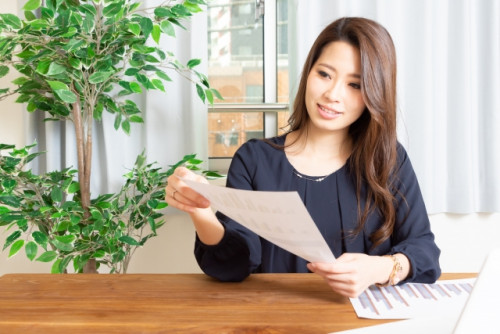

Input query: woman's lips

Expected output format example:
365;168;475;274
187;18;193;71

318;104;342;119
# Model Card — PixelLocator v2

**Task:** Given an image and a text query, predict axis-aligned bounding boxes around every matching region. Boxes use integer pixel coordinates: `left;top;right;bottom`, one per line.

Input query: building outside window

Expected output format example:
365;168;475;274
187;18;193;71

207;0;289;162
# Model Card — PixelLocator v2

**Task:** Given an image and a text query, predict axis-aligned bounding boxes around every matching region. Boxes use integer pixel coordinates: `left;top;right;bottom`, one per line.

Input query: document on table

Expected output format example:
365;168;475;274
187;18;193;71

349;278;476;319
181;178;336;263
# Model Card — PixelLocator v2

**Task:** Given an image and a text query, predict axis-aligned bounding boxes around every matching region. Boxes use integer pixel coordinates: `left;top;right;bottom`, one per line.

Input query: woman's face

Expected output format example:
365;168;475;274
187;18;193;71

305;41;366;135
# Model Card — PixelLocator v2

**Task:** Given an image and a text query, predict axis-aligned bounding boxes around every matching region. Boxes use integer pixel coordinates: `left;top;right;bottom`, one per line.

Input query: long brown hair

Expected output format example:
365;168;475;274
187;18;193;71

288;17;398;247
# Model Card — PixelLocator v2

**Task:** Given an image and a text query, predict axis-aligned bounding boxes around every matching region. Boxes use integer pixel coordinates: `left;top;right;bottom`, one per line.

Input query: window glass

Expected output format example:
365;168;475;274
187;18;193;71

207;0;289;158
207;0;263;104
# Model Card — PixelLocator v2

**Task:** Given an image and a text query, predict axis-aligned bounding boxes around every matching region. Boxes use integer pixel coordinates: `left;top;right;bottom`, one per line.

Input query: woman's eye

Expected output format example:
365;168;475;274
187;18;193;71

318;70;330;79
349;83;361;89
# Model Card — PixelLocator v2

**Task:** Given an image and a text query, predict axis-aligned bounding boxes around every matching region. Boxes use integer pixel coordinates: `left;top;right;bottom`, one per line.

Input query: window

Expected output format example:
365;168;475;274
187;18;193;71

207;0;289;171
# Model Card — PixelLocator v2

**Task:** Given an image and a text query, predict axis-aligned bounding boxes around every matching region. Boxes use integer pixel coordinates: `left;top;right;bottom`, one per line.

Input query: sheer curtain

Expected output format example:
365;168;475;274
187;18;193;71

288;0;500;213
29;2;208;196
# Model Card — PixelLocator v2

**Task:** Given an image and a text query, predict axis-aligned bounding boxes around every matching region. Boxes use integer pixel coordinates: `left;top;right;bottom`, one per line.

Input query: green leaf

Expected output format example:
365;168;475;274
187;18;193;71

47;63;67;76
128;22;141;36
112;249;126;264
187;58;201;69
129;82;142;93
171;4;192;18
102;3;121;17
121;120;131;134
206;89;214;104
212;88;224;101
151;79;165;92
23;0;42;11
52;239;74;252
80;4;97;16
55;234;76;244
47;80;69;91
147;217;157;235
59;256;72;273
29;19;49;29
196;84;205;103
92;249;105;258
95;201;111;209
9;240;24;258
155;202;168;210
50;187;63;203
24;10;37;21
35;61;51;75
63;39;85;52
129;115;143;123
140;17;154;39
152;24;161;44
32;231;49;249
61;27;78;38
54;90;77;103
68;58;81;69
90;209;103;220
88;71;113;84
147;199;159;209
55;221;70;232
25;241;38;261
114;113;122;130
119;235;141;246
2;178;16;190
188;158;203;164
3;230;21;251
0;144;15;150
184;1;203;13
204;171;225;179
0;66;9;78
125;68;140;76
0;14;22;29
67;182;80;194
154;7;173;18
51;259;62;273
156;71;172;82
16;50;36;59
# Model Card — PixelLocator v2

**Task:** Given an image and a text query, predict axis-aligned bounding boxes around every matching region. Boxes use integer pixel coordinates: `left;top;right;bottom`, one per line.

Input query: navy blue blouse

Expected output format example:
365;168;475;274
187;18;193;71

195;135;441;283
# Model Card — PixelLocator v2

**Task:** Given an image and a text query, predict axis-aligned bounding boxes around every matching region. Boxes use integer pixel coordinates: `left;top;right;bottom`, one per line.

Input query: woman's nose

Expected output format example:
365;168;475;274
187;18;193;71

324;80;343;101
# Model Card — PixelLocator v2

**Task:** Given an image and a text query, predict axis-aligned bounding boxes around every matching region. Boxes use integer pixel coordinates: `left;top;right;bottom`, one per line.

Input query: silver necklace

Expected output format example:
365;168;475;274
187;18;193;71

293;170;327;182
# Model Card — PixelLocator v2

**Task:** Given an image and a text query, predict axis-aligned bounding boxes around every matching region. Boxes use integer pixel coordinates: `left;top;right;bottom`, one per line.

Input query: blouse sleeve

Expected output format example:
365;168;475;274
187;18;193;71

390;144;441;283
194;141;263;282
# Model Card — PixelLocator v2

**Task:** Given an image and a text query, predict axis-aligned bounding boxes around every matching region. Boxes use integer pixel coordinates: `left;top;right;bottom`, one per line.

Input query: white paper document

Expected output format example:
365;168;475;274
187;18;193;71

182;178;336;263
349;278;476;320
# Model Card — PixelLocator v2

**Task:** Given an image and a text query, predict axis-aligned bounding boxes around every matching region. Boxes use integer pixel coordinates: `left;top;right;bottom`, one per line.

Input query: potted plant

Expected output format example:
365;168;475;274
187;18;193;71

0;0;221;273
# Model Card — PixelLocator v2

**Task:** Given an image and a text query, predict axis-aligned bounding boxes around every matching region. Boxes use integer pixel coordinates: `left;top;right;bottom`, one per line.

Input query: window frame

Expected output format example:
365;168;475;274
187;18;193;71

208;0;287;173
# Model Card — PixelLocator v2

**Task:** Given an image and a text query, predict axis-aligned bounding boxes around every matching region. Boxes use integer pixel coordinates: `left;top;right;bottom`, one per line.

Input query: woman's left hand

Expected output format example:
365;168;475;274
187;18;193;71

307;253;394;298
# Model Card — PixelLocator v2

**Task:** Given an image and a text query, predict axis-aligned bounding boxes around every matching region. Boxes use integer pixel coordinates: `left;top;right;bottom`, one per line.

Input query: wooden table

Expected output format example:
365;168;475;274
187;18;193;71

0;273;475;334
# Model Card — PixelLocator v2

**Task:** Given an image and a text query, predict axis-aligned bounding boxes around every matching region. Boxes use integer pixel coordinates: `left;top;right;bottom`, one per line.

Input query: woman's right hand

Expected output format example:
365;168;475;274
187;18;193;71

165;167;225;245
165;166;211;213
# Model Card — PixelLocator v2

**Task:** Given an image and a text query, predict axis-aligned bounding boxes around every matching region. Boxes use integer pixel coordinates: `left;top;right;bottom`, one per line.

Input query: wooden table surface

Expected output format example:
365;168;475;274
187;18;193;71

0;273;476;334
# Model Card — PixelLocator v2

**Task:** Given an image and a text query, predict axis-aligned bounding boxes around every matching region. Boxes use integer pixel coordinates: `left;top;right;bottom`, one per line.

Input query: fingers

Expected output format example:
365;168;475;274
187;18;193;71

308;256;370;298
165;167;211;213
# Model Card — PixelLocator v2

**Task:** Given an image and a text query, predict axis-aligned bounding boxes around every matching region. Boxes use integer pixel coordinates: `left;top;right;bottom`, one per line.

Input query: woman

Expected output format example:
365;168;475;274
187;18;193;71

165;17;441;298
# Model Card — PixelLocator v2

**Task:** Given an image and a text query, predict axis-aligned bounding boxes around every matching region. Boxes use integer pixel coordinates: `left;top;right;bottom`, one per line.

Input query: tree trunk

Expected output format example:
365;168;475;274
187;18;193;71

72;93;97;273
83;259;98;274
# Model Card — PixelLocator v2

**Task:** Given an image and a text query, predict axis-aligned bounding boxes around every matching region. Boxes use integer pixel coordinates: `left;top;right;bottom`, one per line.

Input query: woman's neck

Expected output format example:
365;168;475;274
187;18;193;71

284;129;352;176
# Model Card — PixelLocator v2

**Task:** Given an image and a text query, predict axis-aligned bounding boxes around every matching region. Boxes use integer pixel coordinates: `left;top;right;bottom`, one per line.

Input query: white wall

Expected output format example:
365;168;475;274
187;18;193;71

430;213;500;272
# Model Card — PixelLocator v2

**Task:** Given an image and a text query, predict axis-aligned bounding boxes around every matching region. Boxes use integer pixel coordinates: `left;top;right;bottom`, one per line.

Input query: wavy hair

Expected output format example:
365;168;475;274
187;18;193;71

287;17;398;247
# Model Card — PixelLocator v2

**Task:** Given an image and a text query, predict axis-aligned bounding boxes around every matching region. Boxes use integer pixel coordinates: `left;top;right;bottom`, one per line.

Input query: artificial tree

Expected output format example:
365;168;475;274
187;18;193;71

0;0;221;273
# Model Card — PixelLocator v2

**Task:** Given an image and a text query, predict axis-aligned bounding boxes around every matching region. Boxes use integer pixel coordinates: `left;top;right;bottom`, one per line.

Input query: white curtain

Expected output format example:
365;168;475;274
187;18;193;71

29;2;208;196
288;0;500;214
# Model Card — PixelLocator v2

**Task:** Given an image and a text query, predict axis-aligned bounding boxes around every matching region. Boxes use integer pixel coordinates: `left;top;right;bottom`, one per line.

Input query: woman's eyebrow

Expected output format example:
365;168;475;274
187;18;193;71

317;63;361;79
